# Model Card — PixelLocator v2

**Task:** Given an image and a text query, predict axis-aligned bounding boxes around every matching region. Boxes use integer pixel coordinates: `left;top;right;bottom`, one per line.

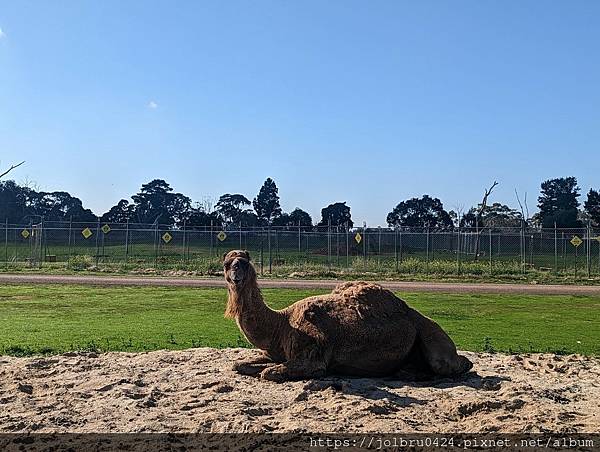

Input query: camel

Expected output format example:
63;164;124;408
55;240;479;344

223;250;472;382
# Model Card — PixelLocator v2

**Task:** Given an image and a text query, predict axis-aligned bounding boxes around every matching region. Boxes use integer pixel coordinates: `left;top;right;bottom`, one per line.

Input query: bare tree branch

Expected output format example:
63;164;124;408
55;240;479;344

515;189;525;219
0;161;25;179
478;181;499;218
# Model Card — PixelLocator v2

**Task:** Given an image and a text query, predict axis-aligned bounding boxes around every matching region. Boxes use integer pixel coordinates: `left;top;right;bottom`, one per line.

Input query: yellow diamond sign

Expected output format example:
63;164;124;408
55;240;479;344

82;228;93;239
217;231;227;242
162;232;172;243
354;232;362;244
101;224;111;234
21;229;30;239
570;235;583;247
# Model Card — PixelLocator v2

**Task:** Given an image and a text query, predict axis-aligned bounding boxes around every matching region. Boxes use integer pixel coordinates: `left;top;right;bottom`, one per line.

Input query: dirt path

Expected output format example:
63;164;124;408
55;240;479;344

1;273;600;295
0;348;598;433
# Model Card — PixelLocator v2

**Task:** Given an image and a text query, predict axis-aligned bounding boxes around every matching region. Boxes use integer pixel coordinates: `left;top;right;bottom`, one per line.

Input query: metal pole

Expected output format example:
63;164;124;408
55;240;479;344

260;237;264;276
489;228;492;274
183;219;187;264
40;218;44;268
394;227;398;272
345;222;349;267
125;219;130;262
426;226;430;272
68;215;73;261
4;219;7;268
554;222;558;275
298;220;301;256
210;220;214;258
94;218;100;266
377;226;381;267
336;225;340;267
327;217;331;267
587;222;592;278
268;223;272;273
239;221;242;250
154;222;158;268
363;222;367;264
457;227;461;275
562;231;566;273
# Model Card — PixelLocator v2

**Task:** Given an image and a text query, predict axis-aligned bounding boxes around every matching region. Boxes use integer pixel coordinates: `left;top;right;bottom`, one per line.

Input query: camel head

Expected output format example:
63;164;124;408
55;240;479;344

223;250;255;291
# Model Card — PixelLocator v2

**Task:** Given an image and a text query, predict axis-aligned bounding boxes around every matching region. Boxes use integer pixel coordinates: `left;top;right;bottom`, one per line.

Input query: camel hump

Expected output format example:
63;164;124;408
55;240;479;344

331;281;395;301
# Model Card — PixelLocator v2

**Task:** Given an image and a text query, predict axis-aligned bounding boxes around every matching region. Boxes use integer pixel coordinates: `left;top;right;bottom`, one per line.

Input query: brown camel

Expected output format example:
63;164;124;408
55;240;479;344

223;250;472;382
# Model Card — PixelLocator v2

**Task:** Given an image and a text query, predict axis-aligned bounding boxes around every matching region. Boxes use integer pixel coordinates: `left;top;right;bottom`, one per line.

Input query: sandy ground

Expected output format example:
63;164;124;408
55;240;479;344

0;348;598;433
2;273;600;295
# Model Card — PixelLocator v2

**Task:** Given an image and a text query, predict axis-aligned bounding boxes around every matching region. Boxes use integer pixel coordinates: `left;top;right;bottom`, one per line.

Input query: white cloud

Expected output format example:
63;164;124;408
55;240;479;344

147;100;158;110
0;28;5;39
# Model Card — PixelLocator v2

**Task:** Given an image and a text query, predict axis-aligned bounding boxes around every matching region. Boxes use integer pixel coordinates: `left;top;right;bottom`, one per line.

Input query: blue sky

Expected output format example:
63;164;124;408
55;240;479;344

1;1;599;226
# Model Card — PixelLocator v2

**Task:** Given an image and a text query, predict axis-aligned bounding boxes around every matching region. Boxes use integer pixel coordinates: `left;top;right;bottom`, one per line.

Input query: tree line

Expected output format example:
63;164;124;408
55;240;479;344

0;175;599;229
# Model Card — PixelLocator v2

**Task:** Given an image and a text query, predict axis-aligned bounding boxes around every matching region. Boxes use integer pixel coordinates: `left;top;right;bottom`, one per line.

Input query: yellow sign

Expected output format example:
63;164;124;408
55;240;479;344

21;229;30;239
354;232;362;244
82;228;93;239
217;231;227;242
101;224;111;234
162;232;172;243
570;236;583;247
594;236;600;243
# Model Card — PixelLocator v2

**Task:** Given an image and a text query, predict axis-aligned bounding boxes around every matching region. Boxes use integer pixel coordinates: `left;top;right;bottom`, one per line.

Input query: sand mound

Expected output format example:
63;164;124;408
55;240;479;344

0;348;598;433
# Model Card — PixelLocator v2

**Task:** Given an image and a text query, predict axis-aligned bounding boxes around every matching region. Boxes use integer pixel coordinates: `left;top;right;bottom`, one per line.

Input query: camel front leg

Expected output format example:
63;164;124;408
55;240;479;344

260;359;326;383
232;352;275;376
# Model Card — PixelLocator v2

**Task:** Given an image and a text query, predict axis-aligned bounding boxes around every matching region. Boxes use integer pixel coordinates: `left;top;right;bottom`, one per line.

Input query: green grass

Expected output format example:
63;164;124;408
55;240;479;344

0;285;598;357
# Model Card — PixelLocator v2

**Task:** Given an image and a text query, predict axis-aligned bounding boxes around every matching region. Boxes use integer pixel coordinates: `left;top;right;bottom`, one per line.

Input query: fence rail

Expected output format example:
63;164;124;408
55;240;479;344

2;220;600;277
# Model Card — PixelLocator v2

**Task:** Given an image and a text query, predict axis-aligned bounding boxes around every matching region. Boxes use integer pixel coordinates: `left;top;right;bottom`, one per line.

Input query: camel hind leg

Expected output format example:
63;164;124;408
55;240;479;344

408;310;472;376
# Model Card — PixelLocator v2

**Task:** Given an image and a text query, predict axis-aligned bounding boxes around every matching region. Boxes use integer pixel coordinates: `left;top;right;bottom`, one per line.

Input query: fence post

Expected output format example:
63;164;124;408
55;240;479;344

394;227;398;272
268;224;272;273
363;222;367;265
554;222;557;275
67;216;73;262
488;228;493;275
426;226;430;273
456;227;461;275
210;220;214;258
587;222;592;278
239;221;242;250
260;236;264;276
125;219;130;262
327;218;331;267
377;226;381;267
345;222;349;268
4;219;7;268
298;221;301;259
336;225;340;267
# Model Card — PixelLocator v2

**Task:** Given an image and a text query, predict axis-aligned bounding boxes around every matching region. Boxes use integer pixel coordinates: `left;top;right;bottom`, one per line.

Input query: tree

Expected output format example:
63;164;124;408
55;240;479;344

185;207;222;229
28;191;96;222
386;195;453;229
318;202;353;228
460;203;522;228
289;208;313;229
100;200;135;223
584;189;600;226
253;178;282;225
0;180;35;223
215;193;252;225
537;177;581;228
271;208;313;230
131;179;191;225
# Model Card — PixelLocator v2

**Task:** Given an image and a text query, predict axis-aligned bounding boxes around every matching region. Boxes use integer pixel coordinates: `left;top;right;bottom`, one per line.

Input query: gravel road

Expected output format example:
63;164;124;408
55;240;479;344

1;273;599;295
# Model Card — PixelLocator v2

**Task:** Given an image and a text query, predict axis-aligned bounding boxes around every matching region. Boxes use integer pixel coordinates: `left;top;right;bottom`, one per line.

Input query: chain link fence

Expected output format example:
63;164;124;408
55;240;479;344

2;220;600;277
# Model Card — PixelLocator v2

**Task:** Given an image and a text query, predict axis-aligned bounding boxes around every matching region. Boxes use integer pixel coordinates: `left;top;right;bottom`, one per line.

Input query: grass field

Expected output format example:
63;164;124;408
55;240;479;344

0;285;598;357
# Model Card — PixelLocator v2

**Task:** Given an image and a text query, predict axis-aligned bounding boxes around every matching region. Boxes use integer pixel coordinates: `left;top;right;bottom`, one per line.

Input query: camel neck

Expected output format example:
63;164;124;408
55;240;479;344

234;286;286;355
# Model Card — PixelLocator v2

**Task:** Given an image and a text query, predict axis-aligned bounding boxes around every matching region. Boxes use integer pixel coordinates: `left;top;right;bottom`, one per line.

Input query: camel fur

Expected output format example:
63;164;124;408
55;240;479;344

223;250;473;382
